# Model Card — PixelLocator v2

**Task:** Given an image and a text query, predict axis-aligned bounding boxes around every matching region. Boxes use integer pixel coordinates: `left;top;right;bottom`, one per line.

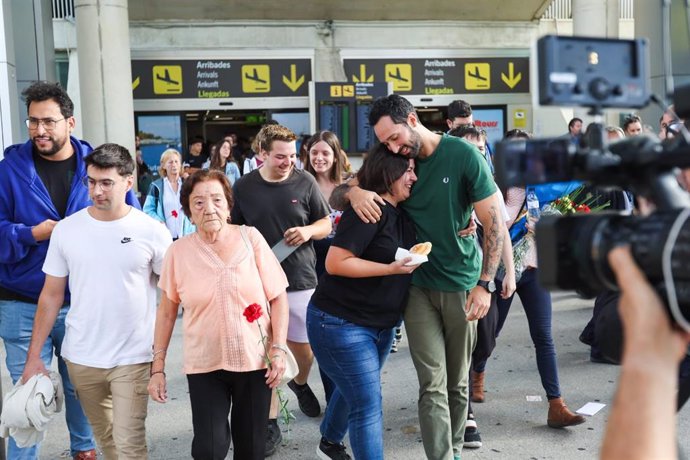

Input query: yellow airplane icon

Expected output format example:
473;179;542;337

242;65;270;93
156;68;180;85
467;66;487;82
387;67;409;83
384;64;412;91
152;65;183;94
245;68;268;85
464;63;491;90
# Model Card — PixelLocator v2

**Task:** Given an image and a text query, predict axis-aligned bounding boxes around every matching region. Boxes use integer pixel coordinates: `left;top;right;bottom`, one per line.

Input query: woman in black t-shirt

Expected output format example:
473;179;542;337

306;145;420;460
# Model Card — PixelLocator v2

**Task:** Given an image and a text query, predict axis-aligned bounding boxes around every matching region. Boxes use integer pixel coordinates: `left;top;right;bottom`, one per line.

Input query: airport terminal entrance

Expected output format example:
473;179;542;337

134;109;309;171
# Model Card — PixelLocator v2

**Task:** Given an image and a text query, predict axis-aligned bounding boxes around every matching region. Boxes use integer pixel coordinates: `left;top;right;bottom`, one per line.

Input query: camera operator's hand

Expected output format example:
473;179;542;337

609;246;690;363
601;246;690;460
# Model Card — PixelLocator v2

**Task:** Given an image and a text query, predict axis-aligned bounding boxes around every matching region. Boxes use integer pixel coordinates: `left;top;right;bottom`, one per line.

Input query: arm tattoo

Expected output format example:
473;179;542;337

481;205;504;279
329;183;351;211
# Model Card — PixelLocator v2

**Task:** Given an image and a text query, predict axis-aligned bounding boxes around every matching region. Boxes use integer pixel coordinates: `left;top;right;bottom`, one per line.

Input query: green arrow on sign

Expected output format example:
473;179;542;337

501;62;522;89
283;64;305;92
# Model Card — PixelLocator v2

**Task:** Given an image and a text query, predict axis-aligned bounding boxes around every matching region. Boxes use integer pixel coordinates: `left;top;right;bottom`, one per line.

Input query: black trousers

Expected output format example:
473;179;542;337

471;292;499;373
187;369;272;460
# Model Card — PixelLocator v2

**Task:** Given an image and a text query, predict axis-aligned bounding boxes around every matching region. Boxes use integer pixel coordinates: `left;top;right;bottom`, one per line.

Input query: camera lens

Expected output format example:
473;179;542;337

589;212;690;328
537;211;690;330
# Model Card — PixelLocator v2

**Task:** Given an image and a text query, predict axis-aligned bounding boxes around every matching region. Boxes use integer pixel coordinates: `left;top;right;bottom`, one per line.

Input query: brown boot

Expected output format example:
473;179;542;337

470;370;485;403
73;450;97;460
547;397;586;428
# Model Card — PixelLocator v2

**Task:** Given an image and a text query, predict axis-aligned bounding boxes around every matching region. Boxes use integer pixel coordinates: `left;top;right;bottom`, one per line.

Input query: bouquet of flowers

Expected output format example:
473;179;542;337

545;185;610;215
499;186;610;283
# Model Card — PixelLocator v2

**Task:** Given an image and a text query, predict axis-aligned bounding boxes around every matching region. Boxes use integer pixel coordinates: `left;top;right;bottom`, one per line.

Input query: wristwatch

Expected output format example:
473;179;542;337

477;279;496;293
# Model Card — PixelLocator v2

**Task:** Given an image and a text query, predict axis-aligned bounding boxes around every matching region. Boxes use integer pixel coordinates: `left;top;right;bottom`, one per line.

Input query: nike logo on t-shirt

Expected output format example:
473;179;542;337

121;237;133;244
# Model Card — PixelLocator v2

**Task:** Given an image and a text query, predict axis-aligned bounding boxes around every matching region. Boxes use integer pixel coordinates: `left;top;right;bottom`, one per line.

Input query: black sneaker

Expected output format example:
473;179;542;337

316;437;352;460
287;379;321;417
265;419;282;457
463;420;482;449
390;339;399;353
395;327;403;342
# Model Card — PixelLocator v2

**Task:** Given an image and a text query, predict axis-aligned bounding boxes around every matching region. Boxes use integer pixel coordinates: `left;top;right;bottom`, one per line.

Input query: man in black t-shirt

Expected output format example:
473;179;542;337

183;138;207;176
232;123;331;456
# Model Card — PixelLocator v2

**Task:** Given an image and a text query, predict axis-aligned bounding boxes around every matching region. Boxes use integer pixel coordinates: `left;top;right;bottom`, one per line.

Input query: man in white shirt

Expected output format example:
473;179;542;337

22;143;172;459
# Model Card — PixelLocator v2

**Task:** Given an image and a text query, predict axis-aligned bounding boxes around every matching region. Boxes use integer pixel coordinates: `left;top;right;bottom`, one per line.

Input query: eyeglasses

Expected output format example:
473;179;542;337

25;117;65;131
81;177;116;191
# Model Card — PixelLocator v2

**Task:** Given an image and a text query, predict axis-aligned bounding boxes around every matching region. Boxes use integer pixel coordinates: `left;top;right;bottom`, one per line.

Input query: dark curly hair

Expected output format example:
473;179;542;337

21;81;74;118
448;124;486;140
447;100;473;120
368;94;416;127
357;143;411;196
84;143;135;176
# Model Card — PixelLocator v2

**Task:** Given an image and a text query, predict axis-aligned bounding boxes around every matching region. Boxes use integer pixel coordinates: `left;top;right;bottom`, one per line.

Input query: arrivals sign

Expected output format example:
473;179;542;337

343;57;529;95
131;59;312;99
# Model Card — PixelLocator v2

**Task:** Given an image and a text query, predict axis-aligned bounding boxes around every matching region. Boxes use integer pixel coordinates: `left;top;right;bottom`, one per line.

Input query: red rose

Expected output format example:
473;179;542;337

171;210;178;218
243;303;263;323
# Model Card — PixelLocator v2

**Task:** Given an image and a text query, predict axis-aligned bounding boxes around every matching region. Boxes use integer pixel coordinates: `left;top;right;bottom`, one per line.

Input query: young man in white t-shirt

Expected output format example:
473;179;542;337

22;143;172;459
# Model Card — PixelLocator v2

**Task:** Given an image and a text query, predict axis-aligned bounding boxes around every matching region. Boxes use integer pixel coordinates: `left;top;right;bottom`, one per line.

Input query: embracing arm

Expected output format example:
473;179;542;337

329;176;386;223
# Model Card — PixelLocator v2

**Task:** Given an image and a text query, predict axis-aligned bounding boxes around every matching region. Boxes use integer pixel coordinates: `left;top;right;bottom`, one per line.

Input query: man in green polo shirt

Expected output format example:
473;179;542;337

331;94;504;460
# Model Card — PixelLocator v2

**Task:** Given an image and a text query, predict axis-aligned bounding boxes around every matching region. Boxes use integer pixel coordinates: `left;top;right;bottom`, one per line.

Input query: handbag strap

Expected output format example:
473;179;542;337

509;198;528;230
238;225;272;317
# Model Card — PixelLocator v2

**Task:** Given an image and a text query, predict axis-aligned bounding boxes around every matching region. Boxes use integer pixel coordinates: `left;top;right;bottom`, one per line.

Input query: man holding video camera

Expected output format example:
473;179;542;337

601;246;690;460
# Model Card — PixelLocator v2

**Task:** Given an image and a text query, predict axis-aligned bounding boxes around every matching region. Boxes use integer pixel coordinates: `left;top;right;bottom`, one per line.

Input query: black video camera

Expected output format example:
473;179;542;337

494;35;690;331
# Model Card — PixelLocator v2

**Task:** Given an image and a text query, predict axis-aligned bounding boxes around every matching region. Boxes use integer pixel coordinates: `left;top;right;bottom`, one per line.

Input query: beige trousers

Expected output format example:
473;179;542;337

66;361;150;460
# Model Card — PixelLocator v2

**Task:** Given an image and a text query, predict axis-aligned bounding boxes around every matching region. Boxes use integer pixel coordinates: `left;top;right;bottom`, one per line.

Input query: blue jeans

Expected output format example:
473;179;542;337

306;304;395;460
493;268;561;398
0;301;95;459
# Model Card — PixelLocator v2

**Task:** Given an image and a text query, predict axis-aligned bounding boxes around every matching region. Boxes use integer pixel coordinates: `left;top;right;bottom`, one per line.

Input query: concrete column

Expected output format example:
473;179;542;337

635;0;690;127
74;0;134;153
1;0;56;153
0;0;18;153
572;0;619;37
314;22;346;82
315;48;346;82
67;51;83;139
572;0;621;127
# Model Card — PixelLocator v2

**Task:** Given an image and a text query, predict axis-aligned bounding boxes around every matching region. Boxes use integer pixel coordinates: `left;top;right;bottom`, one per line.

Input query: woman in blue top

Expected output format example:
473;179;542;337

307;144;420;460
143;148;195;239
209;139;241;185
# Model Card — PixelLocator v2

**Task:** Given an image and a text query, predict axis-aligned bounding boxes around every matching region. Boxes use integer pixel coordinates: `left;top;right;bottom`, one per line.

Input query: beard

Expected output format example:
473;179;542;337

404;125;422;159
31;133;67;157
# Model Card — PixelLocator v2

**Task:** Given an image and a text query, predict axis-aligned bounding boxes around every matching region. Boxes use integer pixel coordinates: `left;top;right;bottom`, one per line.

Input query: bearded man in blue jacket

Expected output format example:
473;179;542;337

0;81;138;460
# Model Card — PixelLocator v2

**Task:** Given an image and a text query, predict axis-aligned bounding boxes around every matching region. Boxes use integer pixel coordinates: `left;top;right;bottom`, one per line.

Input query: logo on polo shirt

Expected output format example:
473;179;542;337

443;177;450;184
121;237;133;244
